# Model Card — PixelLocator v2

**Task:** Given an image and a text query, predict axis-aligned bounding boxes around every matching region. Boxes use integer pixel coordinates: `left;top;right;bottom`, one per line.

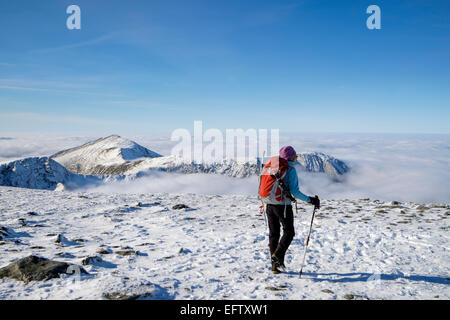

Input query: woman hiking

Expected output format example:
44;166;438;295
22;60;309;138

259;146;320;274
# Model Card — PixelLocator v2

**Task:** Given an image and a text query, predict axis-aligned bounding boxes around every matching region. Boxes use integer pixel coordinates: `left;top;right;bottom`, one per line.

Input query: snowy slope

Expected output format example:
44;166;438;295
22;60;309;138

0;186;448;300
51;135;162;175
0;157;74;190
0;157;102;191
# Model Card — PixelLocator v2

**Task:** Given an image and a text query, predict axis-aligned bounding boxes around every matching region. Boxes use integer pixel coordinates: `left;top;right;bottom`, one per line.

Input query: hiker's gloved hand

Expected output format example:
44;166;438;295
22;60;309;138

309;195;320;209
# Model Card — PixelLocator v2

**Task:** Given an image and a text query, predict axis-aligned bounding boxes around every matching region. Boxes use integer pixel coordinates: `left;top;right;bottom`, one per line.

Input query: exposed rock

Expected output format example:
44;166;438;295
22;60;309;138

103;292;148;300
296;152;349;178
321;289;334;294
0;255;87;284
178;248;192;255
172;204;190;210
115;250;137;256
55;234;64;245
55;234;78;246
82;256;103;266
97;248;112;255
104;292;139;300
0;226;10;238
265;285;287;291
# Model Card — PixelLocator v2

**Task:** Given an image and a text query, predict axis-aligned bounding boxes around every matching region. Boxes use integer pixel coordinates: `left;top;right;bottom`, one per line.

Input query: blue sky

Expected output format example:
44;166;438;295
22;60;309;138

0;0;449;135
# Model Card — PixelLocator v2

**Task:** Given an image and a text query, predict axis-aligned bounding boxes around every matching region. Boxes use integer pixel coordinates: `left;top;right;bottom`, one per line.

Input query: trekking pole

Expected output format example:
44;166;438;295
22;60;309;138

299;205;317;278
259;150;267;228
260;202;268;228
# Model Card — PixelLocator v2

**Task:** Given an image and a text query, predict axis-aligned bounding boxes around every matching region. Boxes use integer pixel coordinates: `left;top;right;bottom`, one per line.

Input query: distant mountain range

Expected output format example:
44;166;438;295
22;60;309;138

0;135;349;190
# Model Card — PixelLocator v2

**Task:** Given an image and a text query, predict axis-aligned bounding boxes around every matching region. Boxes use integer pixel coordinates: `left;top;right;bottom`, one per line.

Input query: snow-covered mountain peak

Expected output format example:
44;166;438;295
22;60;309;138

50;135;162;175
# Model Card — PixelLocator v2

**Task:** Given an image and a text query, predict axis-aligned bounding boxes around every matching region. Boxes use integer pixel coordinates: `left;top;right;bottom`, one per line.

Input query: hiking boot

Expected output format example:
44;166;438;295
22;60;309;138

272;263;281;274
271;254;286;273
271;254;282;268
271;254;282;274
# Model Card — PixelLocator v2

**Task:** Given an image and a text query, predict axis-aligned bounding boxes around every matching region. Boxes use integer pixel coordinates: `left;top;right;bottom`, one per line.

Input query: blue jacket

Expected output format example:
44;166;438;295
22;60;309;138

281;161;310;204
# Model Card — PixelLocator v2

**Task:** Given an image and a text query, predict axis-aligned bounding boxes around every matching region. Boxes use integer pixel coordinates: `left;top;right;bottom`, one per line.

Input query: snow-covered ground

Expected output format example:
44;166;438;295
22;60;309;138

1;186;448;300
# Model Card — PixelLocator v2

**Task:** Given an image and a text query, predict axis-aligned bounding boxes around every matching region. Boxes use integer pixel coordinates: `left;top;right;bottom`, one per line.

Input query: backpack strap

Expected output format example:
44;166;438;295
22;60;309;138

272;170;295;202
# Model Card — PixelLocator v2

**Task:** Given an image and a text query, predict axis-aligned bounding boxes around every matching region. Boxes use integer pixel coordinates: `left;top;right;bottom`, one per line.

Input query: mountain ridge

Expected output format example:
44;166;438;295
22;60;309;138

0;135;350;190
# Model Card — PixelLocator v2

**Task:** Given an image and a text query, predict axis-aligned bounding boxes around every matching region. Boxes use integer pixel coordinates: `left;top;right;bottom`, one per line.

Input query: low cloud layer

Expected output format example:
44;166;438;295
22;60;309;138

1;133;449;203
0;135;94;163
84;133;450;203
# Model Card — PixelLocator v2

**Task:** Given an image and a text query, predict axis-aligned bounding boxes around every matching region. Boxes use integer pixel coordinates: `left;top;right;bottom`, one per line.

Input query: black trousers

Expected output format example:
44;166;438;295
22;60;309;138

266;204;295;262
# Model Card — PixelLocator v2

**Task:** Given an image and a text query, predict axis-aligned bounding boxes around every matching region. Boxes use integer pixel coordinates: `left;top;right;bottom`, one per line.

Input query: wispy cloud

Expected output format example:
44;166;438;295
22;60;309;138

102;99;187;111
243;2;303;27
0;78;124;97
2;112;121;127
0;85;55;92
30;33;116;54
0;135;94;163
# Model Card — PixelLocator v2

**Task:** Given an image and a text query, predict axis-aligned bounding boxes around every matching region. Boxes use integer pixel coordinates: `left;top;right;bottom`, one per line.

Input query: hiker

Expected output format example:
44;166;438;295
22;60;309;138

259;146;320;274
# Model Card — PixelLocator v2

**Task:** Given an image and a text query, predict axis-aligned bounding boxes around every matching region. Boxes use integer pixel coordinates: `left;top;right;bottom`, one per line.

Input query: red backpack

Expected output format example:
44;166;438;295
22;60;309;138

258;156;294;204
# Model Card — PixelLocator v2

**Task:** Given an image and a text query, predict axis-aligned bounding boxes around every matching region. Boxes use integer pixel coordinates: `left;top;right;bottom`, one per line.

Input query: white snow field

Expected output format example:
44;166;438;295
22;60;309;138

0;186;448;300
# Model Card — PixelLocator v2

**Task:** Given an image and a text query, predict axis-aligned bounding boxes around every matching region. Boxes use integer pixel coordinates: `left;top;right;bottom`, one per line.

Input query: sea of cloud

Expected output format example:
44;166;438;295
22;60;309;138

0;133;449;203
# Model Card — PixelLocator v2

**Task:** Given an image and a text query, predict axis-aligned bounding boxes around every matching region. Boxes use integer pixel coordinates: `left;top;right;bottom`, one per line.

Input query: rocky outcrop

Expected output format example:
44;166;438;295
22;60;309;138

127;156;261;178
296;152;349;178
0;255;87;283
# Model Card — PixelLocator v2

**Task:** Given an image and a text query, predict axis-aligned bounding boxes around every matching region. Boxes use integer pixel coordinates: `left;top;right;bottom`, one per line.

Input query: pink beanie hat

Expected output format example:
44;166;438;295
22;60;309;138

279;146;297;161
